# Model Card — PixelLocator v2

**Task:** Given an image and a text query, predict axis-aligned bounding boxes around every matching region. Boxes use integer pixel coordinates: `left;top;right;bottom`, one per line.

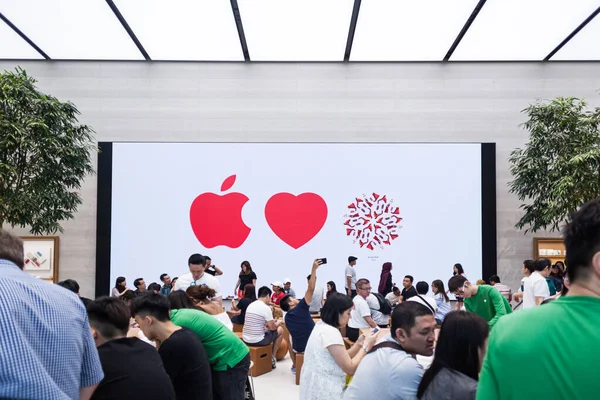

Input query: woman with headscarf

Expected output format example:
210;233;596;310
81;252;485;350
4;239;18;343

378;262;393;296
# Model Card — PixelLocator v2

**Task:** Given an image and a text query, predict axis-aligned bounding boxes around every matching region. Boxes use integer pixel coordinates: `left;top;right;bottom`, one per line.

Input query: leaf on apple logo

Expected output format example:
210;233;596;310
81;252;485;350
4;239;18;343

220;175;237;192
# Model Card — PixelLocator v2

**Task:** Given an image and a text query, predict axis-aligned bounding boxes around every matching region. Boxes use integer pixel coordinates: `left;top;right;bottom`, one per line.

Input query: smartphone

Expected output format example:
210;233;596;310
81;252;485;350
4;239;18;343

318;258;328;265
371;327;380;335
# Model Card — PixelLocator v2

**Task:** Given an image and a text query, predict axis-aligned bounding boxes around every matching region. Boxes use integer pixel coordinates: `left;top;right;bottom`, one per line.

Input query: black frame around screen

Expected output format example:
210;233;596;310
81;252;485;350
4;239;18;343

95;142;497;298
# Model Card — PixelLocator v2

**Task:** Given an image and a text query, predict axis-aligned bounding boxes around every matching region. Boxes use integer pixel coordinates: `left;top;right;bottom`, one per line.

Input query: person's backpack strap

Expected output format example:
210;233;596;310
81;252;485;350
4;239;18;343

415;294;436;314
368;340;404;354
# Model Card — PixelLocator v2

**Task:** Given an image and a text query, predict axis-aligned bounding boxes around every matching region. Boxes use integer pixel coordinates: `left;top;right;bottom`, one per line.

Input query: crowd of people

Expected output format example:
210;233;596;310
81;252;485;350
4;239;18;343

1;198;600;399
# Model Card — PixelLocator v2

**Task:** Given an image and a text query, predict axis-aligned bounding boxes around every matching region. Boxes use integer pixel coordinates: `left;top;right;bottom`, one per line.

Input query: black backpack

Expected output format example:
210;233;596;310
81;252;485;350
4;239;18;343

372;292;392;315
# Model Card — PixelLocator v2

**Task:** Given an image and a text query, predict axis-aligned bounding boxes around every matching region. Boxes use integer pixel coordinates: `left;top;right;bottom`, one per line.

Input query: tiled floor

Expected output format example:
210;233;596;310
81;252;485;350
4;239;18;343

252;352;434;398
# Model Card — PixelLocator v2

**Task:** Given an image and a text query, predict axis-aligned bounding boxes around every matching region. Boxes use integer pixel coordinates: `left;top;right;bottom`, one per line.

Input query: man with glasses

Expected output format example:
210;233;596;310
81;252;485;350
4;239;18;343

347;279;378;342
447;275;512;328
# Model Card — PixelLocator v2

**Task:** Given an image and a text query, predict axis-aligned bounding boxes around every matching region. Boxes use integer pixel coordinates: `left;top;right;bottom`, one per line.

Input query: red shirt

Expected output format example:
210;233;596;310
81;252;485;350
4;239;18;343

271;291;286;305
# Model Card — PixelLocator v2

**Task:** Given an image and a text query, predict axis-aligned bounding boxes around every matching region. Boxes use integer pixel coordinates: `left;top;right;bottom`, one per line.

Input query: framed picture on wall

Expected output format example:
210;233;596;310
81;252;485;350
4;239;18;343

20;236;59;283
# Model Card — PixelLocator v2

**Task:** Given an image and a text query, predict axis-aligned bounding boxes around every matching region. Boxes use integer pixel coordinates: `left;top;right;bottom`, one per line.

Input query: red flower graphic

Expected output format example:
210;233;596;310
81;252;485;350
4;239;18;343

343;193;402;250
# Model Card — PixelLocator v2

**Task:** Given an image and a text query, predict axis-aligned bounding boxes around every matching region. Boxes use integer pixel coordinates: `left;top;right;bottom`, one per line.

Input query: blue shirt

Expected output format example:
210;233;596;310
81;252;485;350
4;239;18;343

284;298;315;352
0;259;104;399
343;336;424;400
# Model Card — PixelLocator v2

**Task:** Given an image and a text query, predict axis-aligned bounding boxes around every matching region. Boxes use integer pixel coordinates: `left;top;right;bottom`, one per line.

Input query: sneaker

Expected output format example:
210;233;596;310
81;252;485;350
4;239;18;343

291;366;296;374
272;356;277;369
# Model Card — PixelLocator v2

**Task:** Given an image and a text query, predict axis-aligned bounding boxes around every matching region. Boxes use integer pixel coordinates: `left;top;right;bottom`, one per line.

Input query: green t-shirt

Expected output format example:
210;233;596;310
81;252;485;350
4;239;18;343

477;296;600;400
464;285;512;327
170;308;249;371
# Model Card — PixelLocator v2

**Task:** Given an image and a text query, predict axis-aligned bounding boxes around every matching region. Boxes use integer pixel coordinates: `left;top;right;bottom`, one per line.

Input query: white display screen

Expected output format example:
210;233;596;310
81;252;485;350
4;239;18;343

109;143;482;297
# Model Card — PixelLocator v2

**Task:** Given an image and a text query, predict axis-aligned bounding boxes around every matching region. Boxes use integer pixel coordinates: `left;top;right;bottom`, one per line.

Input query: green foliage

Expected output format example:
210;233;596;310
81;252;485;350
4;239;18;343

509;97;600;233
0;67;96;234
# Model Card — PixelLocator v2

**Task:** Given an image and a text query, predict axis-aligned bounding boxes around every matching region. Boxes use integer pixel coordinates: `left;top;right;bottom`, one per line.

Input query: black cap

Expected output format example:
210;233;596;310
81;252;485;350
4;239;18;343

348;256;358;263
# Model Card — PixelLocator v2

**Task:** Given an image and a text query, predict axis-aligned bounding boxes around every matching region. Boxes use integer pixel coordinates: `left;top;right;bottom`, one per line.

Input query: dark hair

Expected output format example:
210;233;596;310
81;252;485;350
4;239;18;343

159;273;169;282
205;256;211;261
241;261;253;275
326;281;338;298
321;293;353;328
448;275;467;292
554;261;565;271
534;258;551;272
133;278;144;289
257;286;272;298
415;281;429;295
0;230;24;269
392;286;401;294
121;290;136;302
391;302;433;339
57;279;80;294
115;276;126;293
169;290;196;310
453;263;465;275
147;282;161;293
489;275;501;283
187;285;216;301
348;256;357;263
404;275;414;283
130;292;170;322
87;296;130;339
561;269;570;296
523;259;535;273
280;295;293;312
417;311;489;398
188;253;206;266
242;284;257;301
562;199;600;283
431;280;449;302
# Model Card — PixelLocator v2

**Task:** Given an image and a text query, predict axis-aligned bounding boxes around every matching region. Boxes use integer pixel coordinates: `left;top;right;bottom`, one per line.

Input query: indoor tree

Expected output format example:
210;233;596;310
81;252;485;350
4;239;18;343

0;67;96;234
509;97;600;233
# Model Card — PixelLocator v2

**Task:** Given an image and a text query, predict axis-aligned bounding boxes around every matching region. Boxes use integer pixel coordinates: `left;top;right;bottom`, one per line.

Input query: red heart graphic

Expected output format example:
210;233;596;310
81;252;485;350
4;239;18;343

265;193;328;249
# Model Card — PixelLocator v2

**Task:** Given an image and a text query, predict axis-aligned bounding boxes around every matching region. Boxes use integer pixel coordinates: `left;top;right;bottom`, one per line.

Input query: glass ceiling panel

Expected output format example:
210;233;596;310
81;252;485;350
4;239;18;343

553;11;600;60
113;0;244;61
351;0;479;61
238;0;355;61
0;19;43;59
1;0;143;60
452;0;600;61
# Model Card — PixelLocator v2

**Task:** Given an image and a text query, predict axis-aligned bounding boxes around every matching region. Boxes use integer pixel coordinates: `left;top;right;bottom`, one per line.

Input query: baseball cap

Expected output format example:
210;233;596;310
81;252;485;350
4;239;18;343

271;281;283;287
348;256;358;262
283;278;291;284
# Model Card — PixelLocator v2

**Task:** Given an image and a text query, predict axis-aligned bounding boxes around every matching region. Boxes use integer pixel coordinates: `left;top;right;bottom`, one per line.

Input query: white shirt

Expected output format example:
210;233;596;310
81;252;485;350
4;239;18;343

523;271;550;309
300;322;346;400
408;294;437;314
345;265;357;290
309;285;323;313
172;272;221;298
366;294;389;326
349;295;371;329
385;292;400;306
242;300;273;343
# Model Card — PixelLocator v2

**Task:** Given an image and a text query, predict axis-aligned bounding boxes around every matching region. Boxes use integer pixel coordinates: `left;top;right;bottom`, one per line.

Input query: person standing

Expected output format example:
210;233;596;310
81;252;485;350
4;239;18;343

488;275;512;302
448;276;512;328
522;259;551;309
173;254;222;305
204;256;224;277
131;293;212;400
345;256;358;298
431;280;451;325
0;230;104;400
378;262;393;296
234;261;257;299
476;198;600;399
159;273;172;296
512;260;535;304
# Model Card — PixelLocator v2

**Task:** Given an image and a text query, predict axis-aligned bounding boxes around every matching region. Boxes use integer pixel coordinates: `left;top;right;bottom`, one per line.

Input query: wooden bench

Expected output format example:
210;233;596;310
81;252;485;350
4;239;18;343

234;332;273;377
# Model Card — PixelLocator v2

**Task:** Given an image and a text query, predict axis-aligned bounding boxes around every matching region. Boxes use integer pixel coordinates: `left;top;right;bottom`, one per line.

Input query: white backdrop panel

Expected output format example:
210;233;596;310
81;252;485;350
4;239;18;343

110;143;482;297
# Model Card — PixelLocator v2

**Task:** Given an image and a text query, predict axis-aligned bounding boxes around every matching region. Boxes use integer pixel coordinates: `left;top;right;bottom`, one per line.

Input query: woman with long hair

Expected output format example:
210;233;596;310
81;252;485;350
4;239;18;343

300;293;378;400
323;281;338;307
378;262;393;296
233;261;257;299
186;286;233;330
549;262;565;292
111;276;128;297
431;280;451;325
417;311;490;400
231;284;256;325
452;263;466;310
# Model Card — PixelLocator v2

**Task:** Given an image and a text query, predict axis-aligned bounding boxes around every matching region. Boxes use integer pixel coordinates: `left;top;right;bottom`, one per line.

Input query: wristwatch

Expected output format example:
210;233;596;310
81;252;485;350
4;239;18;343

362;345;369;354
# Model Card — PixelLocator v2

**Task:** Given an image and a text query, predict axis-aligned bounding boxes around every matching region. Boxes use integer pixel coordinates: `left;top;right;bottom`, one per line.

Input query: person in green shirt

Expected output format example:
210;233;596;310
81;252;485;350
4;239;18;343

447;275;512;328
477;198;600;400
168;291;250;400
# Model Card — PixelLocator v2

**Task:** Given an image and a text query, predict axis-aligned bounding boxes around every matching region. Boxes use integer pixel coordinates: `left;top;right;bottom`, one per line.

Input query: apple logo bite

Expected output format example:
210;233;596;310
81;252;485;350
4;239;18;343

189;175;251;249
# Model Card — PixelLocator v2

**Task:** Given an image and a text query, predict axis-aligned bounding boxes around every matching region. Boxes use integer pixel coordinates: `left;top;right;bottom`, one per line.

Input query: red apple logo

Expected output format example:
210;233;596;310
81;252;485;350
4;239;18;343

190;175;251;248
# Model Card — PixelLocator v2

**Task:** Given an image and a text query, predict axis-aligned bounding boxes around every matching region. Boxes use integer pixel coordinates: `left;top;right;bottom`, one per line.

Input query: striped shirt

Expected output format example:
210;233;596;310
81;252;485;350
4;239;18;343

242;300;273;343
0;259;104;399
493;283;512;302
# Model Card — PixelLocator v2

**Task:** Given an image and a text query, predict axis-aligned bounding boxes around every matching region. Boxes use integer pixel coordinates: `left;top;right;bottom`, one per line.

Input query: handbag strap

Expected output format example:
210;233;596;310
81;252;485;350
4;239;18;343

368;340;405;354
415;294;436;314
